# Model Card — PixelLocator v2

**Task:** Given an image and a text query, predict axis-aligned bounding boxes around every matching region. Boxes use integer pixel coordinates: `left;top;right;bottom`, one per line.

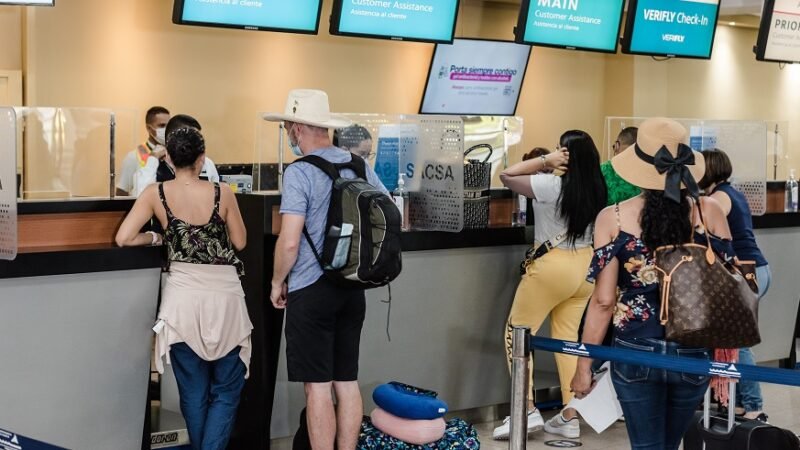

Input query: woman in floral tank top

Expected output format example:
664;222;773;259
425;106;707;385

116;125;251;450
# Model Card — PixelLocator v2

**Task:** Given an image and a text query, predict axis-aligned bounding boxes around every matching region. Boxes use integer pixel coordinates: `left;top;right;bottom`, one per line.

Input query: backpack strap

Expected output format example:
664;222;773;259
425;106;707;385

295;155;341;181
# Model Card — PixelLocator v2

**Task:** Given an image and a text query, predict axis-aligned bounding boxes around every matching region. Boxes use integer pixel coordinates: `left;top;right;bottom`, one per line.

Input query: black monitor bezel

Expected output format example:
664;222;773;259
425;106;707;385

418;37;533;116
329;0;460;44
620;0;721;60
755;0;800;64
172;0;323;35
0;0;54;5
514;0;625;54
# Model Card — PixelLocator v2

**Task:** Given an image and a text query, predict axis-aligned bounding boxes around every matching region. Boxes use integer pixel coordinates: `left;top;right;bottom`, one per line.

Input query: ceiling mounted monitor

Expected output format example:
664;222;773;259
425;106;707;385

330;0;460;44
0;0;53;5
172;0;323;34
622;0;721;59
515;0;625;53
420;38;532;116
756;0;800;64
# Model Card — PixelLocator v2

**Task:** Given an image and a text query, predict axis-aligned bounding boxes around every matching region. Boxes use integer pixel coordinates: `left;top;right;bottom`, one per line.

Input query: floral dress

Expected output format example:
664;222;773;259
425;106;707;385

587;226;734;339
158;182;244;277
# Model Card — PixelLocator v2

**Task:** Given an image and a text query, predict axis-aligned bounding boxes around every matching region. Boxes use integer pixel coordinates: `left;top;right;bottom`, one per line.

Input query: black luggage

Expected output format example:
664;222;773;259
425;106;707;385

683;384;800;450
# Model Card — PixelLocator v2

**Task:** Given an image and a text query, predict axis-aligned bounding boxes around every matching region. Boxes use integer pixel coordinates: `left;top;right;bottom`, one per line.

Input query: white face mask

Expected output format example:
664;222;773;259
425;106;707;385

155;127;166;145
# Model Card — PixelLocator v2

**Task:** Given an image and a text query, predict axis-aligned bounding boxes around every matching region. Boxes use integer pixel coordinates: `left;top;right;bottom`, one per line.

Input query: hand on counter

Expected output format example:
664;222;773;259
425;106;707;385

270;281;287;309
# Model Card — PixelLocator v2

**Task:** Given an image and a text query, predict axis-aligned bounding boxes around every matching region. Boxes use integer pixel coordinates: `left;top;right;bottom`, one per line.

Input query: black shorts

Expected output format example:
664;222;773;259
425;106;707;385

285;276;366;383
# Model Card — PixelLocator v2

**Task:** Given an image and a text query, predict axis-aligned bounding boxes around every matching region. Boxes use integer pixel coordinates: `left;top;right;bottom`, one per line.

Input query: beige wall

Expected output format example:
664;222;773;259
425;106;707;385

2;1;799;176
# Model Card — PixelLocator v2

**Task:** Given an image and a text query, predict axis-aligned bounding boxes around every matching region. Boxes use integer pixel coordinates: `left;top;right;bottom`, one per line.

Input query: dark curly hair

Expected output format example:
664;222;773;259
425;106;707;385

640;189;693;250
166;127;205;169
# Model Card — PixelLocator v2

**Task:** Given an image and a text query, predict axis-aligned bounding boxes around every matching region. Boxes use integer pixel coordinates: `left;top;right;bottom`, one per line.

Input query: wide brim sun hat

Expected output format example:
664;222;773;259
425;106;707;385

262;89;352;129
611;117;705;200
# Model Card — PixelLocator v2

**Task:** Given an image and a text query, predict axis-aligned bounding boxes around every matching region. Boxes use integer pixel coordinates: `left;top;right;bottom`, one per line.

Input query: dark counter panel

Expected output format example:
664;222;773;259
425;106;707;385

0;245;161;279
401;226;534;251
19;199;135;215
754;213;800;229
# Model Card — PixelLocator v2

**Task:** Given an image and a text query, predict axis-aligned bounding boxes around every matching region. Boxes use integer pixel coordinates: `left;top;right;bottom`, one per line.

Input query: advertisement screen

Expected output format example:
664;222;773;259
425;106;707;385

174;0;322;33
517;0;625;53
624;0;720;59
331;0;459;43
757;0;800;63
420;39;531;116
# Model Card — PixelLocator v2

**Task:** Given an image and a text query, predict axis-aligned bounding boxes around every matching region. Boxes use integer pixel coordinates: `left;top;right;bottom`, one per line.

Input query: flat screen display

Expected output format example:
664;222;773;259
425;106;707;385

0;0;53;5
622;0;720;59
330;0;460;43
172;0;322;34
515;0;625;53
756;0;800;63
420;39;531;116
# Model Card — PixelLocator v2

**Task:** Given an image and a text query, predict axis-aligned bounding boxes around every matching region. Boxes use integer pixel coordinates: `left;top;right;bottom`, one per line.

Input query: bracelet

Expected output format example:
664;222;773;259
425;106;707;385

540;154;548;168
146;231;160;246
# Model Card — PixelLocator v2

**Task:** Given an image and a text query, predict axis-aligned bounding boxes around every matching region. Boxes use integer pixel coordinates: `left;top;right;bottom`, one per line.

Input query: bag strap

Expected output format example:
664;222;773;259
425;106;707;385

464;143;494;163
295;155;341;181
692;197;717;265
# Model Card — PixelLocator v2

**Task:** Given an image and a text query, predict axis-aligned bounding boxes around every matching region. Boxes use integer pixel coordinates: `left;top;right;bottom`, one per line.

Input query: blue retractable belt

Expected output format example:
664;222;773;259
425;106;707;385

531;336;800;387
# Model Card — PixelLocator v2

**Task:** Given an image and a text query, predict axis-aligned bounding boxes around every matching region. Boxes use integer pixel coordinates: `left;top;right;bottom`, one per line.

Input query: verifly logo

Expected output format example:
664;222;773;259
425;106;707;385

562;343;590;357
709;362;742;379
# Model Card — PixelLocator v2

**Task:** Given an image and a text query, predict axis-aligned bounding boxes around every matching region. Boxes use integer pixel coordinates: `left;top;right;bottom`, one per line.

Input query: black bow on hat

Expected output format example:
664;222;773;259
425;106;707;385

635;143;700;203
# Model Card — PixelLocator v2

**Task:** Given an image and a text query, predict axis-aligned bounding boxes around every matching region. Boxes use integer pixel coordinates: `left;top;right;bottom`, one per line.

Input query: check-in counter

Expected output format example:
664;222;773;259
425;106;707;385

0;200;161;450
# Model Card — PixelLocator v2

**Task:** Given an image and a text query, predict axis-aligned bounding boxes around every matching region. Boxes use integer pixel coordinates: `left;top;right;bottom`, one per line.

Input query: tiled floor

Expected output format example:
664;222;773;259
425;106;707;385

271;382;800;449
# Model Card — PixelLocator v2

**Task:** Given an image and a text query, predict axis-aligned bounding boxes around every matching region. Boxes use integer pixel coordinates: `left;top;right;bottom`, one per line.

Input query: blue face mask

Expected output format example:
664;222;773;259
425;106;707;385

287;125;303;156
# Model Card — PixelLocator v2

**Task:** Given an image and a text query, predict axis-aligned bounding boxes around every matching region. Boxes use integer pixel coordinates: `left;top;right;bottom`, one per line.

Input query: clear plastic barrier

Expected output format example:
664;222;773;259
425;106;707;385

14;107;116;200
462;116;523;188
0;107;17;260
606;117;768;215
255;113;466;232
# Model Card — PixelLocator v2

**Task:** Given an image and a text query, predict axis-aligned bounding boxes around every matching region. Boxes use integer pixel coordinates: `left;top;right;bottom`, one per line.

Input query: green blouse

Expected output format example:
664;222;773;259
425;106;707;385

601;160;640;206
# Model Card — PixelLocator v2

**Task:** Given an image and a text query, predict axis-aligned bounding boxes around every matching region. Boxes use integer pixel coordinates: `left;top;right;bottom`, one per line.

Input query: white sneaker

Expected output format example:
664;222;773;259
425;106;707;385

492;409;544;440
544;413;581;439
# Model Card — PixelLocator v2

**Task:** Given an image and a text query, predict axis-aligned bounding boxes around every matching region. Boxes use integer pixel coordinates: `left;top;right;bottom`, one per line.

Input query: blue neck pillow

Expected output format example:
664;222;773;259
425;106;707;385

372;382;449;420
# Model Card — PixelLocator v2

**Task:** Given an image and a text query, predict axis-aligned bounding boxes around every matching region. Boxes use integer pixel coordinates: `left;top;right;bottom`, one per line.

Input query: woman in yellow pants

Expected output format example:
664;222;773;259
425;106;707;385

494;130;607;440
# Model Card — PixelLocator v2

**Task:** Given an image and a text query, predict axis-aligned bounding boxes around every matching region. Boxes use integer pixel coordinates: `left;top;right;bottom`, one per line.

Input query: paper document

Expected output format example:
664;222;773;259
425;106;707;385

566;362;624;433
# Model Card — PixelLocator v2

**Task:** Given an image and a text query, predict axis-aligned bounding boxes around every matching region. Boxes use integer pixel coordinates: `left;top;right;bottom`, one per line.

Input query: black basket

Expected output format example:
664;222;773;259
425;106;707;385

464;144;493;190
463;196;490;229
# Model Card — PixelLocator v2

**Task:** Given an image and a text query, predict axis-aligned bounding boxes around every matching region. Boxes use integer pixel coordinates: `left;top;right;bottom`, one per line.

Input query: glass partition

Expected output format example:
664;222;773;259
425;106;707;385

462;116;523;188
14;107;123;201
0;107;16;260
606;117;768;215
255;113;466;232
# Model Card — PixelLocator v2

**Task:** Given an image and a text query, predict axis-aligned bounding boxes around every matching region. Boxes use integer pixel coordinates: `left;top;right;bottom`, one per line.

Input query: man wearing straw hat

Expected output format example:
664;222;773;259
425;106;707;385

265;89;388;450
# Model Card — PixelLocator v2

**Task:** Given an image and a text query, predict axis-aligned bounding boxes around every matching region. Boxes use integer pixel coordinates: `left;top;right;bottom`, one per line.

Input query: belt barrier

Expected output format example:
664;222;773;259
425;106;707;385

508;327;800;450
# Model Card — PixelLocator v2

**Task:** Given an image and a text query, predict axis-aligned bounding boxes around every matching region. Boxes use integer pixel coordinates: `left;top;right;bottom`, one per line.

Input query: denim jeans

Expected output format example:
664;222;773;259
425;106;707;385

611;337;711;450
170;342;247;450
737;264;772;412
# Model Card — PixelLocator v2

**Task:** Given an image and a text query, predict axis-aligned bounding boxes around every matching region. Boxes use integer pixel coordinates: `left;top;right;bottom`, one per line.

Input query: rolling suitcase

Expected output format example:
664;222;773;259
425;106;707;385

683;382;800;450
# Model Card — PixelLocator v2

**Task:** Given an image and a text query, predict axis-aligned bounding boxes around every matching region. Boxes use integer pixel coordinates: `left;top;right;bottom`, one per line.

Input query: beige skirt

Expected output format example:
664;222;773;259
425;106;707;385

154;262;253;378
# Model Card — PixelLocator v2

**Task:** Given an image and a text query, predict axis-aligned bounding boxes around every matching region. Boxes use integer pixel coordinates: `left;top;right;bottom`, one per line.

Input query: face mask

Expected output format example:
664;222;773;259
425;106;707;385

287;125;303;156
155;127;166;145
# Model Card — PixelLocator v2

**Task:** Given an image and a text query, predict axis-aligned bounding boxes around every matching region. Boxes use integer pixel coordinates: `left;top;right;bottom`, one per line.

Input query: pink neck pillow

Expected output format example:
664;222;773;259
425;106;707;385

370;407;447;446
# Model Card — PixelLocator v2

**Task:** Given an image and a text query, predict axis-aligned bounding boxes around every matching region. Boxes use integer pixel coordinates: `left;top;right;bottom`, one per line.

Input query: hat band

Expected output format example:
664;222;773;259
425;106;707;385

634;143;700;203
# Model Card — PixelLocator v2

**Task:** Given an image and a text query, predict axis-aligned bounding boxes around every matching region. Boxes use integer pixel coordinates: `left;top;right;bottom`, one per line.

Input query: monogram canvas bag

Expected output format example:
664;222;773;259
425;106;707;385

654;201;760;349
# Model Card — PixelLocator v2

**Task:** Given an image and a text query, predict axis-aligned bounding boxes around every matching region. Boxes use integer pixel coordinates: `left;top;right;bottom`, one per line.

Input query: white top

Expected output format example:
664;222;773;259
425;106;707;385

132;155;220;197
529;174;593;249
116;150;141;194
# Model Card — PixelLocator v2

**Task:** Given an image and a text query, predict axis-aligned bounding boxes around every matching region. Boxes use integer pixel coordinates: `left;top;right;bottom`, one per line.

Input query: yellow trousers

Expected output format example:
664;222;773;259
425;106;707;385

505;246;594;405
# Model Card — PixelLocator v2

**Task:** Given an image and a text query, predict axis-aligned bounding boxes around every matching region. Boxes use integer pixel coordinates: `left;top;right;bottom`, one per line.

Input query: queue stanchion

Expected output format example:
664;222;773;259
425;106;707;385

510;326;531;450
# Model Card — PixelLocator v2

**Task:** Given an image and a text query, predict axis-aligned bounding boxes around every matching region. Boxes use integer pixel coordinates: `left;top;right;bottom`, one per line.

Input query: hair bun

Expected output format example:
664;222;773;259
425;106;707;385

166;127;205;169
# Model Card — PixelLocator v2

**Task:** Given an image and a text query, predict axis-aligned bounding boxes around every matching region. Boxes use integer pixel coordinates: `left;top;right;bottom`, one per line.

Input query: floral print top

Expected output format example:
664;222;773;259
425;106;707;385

158;182;244;277
587;227;734;339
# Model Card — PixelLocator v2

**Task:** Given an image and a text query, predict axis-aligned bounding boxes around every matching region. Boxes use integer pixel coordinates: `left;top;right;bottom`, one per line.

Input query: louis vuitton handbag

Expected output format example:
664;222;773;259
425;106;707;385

654;202;760;349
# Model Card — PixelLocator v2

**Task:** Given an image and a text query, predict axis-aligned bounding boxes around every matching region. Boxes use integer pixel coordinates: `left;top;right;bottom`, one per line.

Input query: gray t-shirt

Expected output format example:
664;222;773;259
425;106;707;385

280;146;389;292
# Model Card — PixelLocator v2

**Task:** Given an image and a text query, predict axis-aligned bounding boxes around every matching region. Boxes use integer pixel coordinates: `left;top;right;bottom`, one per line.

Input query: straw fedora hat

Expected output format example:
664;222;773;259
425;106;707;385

611;117;705;193
263;89;352;129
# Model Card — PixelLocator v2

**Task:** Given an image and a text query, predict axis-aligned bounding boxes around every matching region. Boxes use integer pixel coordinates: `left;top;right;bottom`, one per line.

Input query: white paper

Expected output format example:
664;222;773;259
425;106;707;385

566;362;624;433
